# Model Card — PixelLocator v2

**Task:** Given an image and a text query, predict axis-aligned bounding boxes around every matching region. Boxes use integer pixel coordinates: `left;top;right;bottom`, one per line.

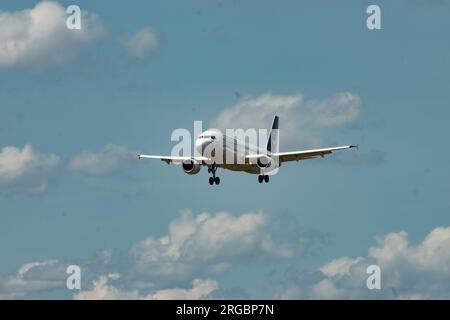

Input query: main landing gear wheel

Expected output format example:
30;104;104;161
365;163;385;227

258;175;270;183
208;164;220;185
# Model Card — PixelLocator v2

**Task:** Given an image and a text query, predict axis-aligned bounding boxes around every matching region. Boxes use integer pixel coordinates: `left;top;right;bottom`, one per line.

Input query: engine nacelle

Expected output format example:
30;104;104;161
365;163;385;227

256;155;273;168
182;159;201;175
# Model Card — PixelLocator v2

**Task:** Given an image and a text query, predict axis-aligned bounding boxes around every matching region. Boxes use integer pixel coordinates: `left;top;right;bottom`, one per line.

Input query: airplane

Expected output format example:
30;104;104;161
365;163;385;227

138;116;357;185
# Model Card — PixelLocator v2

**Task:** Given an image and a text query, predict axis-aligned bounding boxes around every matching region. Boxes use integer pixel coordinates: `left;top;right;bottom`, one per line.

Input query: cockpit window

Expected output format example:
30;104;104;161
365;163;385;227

211;136;216;140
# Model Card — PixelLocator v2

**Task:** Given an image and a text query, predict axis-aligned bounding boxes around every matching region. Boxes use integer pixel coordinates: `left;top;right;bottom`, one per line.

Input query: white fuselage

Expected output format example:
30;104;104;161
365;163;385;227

194;129;275;174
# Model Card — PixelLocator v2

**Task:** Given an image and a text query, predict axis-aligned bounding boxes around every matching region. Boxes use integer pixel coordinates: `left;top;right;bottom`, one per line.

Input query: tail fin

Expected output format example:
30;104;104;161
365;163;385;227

266;116;279;153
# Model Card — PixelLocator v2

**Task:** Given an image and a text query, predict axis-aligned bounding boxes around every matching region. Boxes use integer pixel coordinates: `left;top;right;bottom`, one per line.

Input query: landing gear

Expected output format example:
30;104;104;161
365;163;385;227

258;175;270;183
208;164;220;185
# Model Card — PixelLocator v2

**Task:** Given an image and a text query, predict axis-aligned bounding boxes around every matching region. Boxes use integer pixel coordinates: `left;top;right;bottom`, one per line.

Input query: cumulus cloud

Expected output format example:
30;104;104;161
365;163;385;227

67;144;137;176
74;275;217;300
0;144;61;193
0;250;123;299
0;143;139;193
0;1;105;69
0;2;162;69
211;92;362;148
0;211;316;299
123;27;158;60
5;212;450;299
73;274;140;300
130;211;301;283
277;226;450;299
0;210;321;299
320;256;364;277
0;260;66;299
147;278;217;300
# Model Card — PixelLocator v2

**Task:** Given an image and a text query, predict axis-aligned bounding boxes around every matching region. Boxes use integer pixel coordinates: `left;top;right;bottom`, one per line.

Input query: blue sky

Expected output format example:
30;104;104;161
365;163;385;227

0;0;450;299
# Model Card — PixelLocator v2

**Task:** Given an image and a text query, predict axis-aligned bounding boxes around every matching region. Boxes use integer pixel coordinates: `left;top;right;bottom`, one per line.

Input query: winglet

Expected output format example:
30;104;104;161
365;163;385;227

350;145;359;150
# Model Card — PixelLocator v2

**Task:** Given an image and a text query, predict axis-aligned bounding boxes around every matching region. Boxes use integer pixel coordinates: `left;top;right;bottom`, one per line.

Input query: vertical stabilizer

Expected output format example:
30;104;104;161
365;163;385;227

266;116;279;153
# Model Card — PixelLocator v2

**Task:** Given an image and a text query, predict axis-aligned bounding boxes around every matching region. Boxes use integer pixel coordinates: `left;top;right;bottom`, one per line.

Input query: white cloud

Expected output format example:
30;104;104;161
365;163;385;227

0;210;319;299
8;226;450;299
0;260;65;299
146;278;217;300
0;2;162;69
123;27;158;60
130;211;298;283
67;144;137;176
320;257;364;277
0;144;60;193
73;274;140;300
310;278;347;299
0;1;105;69
369;227;450;276
74;275;217;300
279;226;450;299
0;143;138;193
211;91;362;148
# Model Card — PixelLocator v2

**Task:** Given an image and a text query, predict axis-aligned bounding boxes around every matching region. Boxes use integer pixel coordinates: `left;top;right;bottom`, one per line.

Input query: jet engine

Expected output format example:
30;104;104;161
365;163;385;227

182;159;201;175
256;155;273;168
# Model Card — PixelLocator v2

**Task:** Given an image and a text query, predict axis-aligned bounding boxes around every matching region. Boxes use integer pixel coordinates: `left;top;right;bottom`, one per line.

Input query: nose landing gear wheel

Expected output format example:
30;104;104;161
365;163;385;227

215;177;220;185
209;177;214;185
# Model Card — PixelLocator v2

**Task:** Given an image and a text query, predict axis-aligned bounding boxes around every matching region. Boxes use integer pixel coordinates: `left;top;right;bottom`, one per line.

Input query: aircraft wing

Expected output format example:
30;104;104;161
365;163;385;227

138;154;209;164
273;145;357;163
